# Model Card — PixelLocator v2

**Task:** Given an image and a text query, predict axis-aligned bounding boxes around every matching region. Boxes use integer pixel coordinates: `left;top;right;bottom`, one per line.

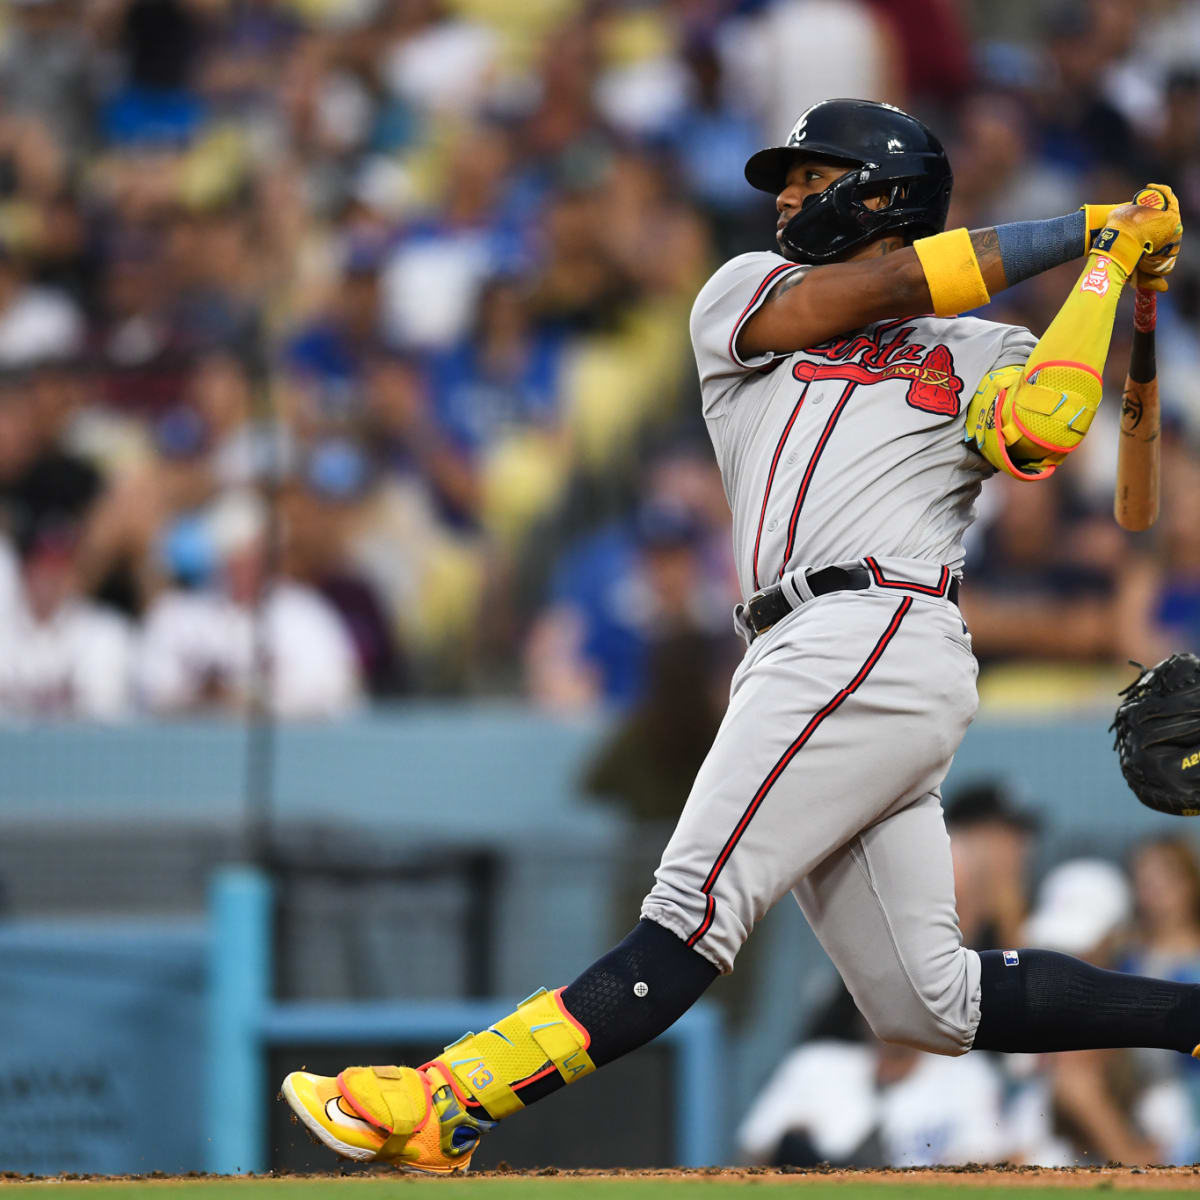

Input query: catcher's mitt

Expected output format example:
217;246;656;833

1112;653;1200;816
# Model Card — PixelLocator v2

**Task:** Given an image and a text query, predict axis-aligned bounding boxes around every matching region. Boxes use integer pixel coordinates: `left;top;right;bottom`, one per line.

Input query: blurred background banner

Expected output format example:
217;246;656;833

3;0;1200;1176
0;921;207;1175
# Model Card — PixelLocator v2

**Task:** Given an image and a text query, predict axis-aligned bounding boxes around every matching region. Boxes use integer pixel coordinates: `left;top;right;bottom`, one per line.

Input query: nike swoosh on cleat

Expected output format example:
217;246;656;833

324;1095;382;1137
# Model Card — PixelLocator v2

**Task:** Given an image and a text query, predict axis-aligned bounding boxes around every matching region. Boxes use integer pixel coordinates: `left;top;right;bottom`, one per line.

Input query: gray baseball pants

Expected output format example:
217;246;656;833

641;578;982;1055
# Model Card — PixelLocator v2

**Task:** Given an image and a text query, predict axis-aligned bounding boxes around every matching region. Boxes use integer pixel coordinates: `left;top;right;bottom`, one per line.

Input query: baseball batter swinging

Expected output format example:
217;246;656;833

282;100;1196;1172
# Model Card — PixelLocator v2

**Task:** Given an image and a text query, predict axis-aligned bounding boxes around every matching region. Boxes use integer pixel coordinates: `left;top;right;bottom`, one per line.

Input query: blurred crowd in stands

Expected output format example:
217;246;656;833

738;780;1200;1167
0;0;1199;719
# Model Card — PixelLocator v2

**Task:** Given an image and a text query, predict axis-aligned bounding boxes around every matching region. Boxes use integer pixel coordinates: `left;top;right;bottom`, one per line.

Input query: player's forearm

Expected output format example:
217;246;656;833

853;213;1094;320
769;249;935;341
964;246;1125;478
915;213;1097;316
741;216;1086;357
1027;249;1126;375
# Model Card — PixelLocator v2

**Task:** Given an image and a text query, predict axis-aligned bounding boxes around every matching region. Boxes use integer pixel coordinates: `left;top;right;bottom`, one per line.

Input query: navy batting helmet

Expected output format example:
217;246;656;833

744;98;953;265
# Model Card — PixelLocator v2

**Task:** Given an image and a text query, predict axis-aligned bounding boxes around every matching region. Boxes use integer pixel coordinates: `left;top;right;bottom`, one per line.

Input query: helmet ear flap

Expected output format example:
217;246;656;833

778;154;950;263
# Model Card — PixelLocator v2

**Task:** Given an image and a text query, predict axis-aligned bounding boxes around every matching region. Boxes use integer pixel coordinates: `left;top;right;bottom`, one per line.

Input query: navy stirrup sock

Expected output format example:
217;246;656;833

507;919;718;1111
973;948;1200;1054
561;918;719;1066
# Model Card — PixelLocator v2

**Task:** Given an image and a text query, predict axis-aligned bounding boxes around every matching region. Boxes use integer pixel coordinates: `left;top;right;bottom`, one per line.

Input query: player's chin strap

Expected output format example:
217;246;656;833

424;987;595;1119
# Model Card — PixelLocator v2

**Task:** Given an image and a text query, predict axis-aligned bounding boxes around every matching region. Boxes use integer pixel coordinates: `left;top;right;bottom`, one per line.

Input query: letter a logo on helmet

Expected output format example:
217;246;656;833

745;98;953;265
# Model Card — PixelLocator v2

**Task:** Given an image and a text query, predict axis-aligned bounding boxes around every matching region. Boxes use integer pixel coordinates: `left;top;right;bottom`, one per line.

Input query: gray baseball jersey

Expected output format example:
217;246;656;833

692;251;1036;597
641;251;1038;1056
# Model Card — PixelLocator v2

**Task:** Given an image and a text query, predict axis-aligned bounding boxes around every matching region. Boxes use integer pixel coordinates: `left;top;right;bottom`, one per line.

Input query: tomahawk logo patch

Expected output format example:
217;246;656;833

794;324;965;416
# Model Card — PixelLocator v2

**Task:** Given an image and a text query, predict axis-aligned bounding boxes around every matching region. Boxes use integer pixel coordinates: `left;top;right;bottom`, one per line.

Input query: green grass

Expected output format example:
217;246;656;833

0;1181;1191;1199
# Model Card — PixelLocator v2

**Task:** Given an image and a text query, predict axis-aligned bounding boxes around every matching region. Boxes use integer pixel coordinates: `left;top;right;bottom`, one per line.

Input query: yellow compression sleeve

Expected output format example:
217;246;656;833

965;248;1128;479
912;227;990;316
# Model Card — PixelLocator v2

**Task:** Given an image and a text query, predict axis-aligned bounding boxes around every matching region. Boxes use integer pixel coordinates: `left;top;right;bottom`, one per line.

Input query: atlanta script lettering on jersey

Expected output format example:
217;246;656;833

793;320;965;417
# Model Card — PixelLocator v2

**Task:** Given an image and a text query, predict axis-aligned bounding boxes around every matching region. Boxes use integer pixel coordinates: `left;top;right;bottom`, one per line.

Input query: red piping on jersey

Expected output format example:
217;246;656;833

727;264;799;367
751;383;809;591
691;894;716;949
685;596;913;950
863;558;951;597
777;382;857;580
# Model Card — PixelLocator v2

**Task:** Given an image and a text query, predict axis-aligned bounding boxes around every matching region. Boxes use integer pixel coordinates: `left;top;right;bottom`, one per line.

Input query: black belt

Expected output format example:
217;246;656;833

745;565;960;641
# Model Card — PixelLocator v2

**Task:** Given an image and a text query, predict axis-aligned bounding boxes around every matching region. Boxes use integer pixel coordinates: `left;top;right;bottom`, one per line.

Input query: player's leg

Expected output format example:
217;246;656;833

641;591;978;975
282;593;974;1171
792;789;980;1055
794;792;1200;1059
973;949;1200;1055
281;920;717;1173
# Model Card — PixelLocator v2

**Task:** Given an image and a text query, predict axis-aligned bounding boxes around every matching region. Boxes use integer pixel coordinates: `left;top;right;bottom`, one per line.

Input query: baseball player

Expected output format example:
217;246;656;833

282;99;1196;1173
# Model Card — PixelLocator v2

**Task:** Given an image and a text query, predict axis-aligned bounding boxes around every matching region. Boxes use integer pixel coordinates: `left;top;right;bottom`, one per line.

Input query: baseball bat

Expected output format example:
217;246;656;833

1113;184;1168;531
1114;286;1160;531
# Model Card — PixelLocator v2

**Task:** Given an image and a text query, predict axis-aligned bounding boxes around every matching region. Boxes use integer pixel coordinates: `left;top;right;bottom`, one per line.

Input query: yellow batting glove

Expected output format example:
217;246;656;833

1084;188;1181;291
1132;184;1181;291
1091;185;1182;289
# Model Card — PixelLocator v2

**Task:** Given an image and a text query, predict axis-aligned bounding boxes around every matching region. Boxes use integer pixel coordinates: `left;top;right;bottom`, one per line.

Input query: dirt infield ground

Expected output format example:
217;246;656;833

3;1166;1200;1198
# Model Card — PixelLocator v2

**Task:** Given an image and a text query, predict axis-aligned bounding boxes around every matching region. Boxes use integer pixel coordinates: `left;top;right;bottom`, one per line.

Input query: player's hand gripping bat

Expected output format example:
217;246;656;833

1114;189;1168;532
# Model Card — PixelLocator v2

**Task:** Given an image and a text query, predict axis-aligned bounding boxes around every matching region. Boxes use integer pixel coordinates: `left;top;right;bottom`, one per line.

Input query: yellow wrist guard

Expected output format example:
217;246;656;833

430;987;594;1119
1092;225;1146;276
1082;203;1121;252
912;227;990;317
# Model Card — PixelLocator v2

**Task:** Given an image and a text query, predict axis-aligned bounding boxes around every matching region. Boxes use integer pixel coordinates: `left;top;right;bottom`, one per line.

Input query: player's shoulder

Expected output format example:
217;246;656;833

906;312;1038;370
704;249;793;282
907;313;1033;344
691;251;799;323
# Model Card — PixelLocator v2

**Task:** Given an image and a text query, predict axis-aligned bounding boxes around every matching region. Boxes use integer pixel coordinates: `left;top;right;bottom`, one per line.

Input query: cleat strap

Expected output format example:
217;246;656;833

439;1034;524;1118
371;1067;434;1160
517;988;595;1083
336;1065;428;1145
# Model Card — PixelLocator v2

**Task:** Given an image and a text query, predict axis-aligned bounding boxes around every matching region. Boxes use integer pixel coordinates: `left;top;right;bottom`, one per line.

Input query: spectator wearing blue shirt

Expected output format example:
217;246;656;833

285;239;388;399
526;501;729;710
428;275;564;456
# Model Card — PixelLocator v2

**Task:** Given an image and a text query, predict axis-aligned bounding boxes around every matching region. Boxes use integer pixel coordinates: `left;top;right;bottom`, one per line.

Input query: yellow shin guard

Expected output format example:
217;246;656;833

428;988;595;1119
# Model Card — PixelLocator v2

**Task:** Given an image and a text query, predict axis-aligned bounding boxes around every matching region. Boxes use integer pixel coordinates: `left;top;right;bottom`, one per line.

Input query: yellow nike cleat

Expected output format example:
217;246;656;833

280;1061;494;1174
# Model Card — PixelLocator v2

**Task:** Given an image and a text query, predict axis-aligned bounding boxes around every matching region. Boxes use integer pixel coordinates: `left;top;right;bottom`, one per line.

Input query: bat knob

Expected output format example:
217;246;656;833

1134;187;1170;211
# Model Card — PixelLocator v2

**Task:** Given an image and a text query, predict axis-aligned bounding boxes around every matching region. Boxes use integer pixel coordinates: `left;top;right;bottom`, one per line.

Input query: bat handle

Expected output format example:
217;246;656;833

1134;287;1157;334
1129;288;1157;386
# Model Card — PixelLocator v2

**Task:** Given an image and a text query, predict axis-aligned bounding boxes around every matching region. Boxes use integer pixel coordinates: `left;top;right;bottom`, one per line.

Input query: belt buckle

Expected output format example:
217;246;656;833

746;587;775;633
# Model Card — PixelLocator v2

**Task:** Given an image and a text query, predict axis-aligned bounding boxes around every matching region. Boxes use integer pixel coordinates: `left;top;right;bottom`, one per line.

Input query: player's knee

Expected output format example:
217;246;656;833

855;949;977;1056
865;1006;971;1056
